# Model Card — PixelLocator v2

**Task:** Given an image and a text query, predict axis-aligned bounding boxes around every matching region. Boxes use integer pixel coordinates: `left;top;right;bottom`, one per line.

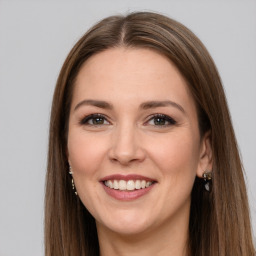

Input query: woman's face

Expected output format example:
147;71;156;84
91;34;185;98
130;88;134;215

67;47;211;236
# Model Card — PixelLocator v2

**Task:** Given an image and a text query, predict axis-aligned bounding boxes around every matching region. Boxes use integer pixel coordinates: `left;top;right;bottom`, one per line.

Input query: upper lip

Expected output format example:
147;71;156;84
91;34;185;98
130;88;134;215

100;174;156;182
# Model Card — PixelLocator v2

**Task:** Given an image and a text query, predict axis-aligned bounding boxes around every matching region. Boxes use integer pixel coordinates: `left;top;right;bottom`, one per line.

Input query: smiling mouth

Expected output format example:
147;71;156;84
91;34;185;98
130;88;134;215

104;179;155;191
100;174;157;200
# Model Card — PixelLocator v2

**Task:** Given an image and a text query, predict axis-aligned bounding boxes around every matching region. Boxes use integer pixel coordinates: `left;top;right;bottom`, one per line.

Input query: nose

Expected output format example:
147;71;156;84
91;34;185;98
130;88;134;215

108;123;146;165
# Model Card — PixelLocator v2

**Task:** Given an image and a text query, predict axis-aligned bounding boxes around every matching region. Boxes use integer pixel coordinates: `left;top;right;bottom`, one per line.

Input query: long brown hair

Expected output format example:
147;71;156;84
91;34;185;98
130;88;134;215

45;12;255;255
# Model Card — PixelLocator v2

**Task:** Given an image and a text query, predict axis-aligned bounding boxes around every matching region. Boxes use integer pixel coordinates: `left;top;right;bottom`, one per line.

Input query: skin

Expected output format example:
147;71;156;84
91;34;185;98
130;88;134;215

67;47;212;256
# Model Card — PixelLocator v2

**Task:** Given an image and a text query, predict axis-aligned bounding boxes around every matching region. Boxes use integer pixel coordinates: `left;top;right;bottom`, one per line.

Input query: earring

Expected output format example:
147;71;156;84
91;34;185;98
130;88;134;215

202;171;212;192
69;166;77;195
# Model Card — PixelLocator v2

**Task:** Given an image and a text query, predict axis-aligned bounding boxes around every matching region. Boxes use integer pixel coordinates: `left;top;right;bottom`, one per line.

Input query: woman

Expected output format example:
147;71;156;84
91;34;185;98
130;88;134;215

45;12;255;255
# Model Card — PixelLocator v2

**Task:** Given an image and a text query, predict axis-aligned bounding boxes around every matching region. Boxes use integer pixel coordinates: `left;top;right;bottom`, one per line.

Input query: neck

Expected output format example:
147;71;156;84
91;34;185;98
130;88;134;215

97;206;190;256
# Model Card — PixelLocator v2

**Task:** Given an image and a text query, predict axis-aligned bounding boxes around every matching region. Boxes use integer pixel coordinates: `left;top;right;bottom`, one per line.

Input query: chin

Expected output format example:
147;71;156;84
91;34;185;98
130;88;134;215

96;210;154;236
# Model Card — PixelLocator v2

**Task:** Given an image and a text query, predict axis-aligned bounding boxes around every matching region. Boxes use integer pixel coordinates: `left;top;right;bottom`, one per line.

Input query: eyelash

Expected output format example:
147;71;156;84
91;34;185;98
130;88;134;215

79;113;176;127
146;114;177;127
79;114;109;126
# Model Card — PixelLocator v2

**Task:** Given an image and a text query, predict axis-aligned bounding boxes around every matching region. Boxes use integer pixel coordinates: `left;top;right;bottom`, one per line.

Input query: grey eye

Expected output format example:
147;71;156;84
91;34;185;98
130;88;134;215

147;114;176;126
80;114;110;125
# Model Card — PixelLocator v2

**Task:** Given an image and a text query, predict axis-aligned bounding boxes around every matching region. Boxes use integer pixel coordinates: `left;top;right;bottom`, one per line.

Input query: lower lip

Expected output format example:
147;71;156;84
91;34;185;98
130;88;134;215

102;183;155;201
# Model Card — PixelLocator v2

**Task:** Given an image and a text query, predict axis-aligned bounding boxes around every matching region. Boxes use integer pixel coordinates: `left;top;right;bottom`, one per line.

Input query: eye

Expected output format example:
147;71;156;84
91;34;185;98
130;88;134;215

147;114;176;126
80;114;110;126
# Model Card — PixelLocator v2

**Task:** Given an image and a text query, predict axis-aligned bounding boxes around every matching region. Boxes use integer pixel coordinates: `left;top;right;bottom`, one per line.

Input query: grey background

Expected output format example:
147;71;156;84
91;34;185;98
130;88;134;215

0;1;255;255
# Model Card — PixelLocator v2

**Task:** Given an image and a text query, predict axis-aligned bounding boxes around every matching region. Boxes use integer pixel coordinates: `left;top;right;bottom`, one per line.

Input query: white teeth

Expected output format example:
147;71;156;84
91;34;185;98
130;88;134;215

119;180;126;190
135;180;141;189
141;180;146;189
127;180;135;190
104;179;153;191
113;180;119;189
146;181;151;187
109;180;113;189
105;180;113;189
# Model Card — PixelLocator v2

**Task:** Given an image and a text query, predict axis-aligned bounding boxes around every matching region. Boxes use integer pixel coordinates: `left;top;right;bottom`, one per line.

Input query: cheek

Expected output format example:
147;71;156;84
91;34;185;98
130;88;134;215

67;130;108;175
67;131;108;213
147;131;200;178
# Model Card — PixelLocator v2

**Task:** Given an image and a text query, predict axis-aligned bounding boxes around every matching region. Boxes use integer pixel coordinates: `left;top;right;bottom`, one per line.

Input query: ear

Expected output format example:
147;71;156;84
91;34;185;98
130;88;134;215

196;131;213;178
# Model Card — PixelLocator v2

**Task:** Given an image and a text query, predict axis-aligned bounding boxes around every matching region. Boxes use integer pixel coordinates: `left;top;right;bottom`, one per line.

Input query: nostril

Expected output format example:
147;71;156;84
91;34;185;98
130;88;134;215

108;127;147;165
108;145;146;165
109;154;144;165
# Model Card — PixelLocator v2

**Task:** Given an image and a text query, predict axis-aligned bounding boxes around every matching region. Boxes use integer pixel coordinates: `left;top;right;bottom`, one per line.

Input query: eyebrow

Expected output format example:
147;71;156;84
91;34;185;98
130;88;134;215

140;100;185;113
74;99;185;113
74;99;113;111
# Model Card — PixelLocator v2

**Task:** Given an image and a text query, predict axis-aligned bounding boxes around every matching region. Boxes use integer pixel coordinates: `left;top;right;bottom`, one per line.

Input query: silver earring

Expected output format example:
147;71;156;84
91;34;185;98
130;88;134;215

202;171;212;192
69;166;77;195
69;166;73;174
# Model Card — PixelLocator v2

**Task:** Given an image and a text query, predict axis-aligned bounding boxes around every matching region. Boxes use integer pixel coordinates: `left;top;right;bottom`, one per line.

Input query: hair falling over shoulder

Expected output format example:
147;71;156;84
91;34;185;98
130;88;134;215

45;11;255;256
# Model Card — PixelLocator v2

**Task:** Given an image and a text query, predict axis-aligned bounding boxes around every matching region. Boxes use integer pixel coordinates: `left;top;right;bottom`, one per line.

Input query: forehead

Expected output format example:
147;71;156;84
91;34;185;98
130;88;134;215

72;47;195;112
76;47;185;84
